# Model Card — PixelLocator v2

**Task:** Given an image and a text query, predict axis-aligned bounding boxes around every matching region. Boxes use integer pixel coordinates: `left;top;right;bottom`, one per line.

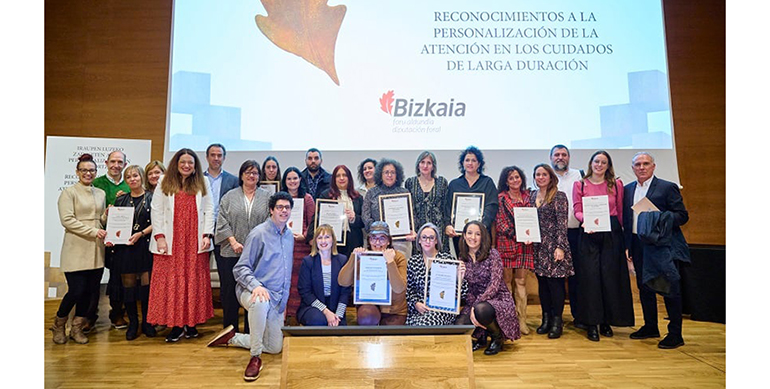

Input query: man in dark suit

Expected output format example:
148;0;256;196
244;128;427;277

205;143;241;330
301;148;332;200
623;152;689;349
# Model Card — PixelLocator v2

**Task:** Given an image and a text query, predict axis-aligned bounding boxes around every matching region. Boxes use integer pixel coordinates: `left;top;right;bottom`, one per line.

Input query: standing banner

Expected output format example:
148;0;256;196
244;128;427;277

45;136;152;269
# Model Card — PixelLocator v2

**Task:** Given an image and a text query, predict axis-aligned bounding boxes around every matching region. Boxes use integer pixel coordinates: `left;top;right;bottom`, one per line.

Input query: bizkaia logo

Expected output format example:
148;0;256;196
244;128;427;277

379;90;466;117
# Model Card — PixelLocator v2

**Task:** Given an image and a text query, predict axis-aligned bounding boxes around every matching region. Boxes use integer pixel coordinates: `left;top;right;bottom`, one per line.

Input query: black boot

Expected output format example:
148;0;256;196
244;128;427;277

124;287;139;341
548;315;563;339
472;331;488;352
484;321;505;355
536;312;551;335
139;285;156;337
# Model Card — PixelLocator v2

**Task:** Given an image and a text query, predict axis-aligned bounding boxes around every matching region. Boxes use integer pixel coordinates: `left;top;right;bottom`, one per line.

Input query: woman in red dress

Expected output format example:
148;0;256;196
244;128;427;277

281;167;315;324
149;148;215;342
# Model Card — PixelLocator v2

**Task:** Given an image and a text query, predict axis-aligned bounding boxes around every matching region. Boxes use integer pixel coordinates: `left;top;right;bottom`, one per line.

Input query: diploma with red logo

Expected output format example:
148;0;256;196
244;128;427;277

513;207;541;243
582;195;611;232
105;206;133;245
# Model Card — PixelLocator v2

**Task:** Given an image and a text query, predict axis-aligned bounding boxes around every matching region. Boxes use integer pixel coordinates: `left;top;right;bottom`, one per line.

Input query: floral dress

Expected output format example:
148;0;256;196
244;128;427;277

530;190;574;278
461;249;520;341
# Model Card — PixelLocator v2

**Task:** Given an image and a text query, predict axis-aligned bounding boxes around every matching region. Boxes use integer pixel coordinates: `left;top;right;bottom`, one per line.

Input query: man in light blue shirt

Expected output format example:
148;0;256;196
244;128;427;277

207;192;295;382
203;143;239;222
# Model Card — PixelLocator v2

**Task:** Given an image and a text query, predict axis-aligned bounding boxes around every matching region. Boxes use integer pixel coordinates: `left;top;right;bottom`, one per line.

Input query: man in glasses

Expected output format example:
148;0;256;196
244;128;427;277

207;192;295;382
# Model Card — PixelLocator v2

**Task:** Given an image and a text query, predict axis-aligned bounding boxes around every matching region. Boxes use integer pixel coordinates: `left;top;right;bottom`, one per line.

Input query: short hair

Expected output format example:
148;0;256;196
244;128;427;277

281;167;309;197
122;165;146;187
310;224;339;256
497;166;527;194
206;143;226;157
357;158;377;185
373;158;405;187
108;150;127;163
269;191;294;210
77;154;96;170
458;146;485;174
416;222;442;253
238;160;261;187
550;144;570;157
414;151;437;178
306;148;322;159
632;151;655;164
458;221;491;263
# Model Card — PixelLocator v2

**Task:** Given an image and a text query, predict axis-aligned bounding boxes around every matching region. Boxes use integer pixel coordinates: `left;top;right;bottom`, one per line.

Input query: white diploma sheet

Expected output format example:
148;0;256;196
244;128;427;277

513;207;541;243
354;252;391;305
106;206;134;245
380;194;412;237
452;193;484;231
582;195;611;232
288;199;304;235
425;259;461;314
316;200;346;244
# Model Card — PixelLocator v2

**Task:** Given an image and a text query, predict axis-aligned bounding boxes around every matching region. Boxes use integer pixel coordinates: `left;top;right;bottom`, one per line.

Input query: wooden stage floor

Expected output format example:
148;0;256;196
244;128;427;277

44;296;725;388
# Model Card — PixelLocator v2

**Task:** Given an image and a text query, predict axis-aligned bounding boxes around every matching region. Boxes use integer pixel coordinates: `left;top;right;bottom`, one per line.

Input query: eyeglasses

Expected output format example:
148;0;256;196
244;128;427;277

383;170;396;176
243;171;259;176
274;205;292;211
78;169;97;174
369;235;388;243
419;235;436;242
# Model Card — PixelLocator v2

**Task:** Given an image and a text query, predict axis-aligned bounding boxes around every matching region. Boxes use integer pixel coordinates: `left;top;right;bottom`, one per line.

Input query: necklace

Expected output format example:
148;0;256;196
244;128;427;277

129;192;147;231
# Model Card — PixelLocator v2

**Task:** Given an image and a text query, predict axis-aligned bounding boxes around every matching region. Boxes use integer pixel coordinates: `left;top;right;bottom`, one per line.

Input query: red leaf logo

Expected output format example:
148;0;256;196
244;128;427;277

379;90;395;115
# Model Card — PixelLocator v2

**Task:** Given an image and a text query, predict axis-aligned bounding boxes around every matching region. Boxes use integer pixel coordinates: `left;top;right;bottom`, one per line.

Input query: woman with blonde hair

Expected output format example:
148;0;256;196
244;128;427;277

144;160;166;192
296;224;352;326
148;148;215;342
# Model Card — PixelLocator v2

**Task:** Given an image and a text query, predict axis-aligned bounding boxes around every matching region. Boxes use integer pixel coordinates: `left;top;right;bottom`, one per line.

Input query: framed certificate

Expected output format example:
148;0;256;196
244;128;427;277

424;257;462;314
259;181;280;195
451;192;484;231
315;199;347;246
353;251;391;305
513;207;541;243
105;206;134;245
582;195;611;232
288;198;304;235
378;193;414;240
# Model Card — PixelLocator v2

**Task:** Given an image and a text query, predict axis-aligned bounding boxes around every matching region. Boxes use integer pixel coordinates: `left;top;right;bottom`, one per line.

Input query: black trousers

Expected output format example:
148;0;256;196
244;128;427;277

58;268;104;318
631;234;683;336
215;246;249;333
566;228;581;319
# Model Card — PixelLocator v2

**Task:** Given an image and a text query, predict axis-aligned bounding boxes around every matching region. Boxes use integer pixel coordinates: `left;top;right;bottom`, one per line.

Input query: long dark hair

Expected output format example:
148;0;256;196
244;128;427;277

533;164;558;205
281;167;308;198
329;165;360;199
497;166;527;194
458;221;491;263
160;148;207;196
357;158;377;185
261;156;281;182
583;150;618;193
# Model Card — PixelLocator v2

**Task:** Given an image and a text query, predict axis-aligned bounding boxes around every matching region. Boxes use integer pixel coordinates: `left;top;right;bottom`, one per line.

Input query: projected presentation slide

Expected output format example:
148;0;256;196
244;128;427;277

167;0;673;152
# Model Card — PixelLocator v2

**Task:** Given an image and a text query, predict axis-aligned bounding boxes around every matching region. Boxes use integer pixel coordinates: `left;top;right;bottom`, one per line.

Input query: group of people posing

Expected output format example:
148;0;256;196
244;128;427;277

52;143;690;382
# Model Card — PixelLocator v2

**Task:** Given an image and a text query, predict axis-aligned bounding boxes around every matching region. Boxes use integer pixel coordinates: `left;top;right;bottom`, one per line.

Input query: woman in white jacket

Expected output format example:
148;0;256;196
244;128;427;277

148;148;215;342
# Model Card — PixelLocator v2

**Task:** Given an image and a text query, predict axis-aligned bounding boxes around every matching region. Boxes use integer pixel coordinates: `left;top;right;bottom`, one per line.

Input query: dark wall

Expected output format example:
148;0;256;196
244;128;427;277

44;0;725;245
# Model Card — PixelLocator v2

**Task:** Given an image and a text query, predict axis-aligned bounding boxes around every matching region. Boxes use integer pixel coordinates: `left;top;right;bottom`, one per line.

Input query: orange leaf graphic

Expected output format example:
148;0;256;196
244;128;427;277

256;0;346;85
380;90;394;114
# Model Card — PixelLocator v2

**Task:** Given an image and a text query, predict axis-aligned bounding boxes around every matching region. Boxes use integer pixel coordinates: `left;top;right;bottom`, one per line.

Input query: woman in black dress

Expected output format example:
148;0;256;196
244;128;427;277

107;165;155;340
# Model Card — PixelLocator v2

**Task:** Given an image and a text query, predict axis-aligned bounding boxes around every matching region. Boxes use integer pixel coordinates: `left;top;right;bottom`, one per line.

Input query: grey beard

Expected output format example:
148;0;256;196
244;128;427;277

553;162;568;172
